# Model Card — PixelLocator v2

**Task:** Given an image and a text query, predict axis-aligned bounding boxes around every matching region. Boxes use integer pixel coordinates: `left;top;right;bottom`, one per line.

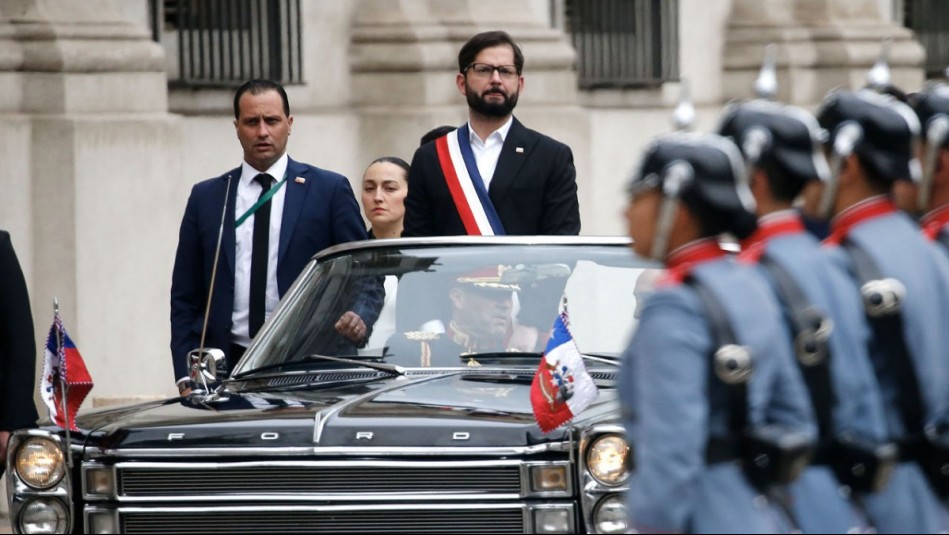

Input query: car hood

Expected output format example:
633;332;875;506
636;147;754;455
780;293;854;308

77;371;618;452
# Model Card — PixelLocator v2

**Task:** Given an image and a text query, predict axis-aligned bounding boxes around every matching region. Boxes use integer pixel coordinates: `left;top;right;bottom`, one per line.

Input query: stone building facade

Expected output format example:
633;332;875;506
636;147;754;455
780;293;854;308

0;0;930;414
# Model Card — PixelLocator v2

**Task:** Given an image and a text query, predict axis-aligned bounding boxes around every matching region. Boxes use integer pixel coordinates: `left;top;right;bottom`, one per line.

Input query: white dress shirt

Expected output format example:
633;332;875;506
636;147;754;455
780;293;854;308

467;117;513;191
231;153;288;347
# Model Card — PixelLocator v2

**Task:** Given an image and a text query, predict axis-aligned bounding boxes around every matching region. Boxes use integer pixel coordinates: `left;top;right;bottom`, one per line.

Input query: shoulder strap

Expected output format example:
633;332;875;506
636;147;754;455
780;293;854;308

841;240;925;436
687;276;749;435
758;255;836;438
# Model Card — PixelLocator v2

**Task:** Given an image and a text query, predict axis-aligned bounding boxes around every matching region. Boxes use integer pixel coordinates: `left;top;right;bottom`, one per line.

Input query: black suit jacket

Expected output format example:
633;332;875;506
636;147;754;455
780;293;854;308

170;158;370;381
0;231;39;431
402;118;581;236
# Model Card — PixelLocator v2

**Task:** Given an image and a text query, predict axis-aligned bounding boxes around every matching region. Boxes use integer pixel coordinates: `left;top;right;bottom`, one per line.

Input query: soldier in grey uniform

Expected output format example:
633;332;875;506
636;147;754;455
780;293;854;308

908;83;949;250
718;100;891;533
803;88;949;532
619;132;816;533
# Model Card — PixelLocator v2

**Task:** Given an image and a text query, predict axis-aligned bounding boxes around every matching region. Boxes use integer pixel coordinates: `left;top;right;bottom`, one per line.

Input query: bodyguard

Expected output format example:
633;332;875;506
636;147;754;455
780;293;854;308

619;132;815;533
803;88;949;532
718;99;888;533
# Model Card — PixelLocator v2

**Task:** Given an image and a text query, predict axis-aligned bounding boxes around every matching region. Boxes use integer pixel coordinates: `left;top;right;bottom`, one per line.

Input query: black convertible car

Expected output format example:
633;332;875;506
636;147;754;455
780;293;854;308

6;236;659;534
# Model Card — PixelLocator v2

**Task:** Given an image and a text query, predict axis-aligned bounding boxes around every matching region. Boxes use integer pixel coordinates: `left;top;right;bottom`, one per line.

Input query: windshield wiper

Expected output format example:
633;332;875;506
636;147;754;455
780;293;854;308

306;354;405;376
456;351;544;366
580;353;622;367
233;354;403;379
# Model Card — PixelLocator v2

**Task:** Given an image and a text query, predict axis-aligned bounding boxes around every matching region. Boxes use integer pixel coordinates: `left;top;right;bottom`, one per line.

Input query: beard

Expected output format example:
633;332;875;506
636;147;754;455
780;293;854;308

466;83;519;118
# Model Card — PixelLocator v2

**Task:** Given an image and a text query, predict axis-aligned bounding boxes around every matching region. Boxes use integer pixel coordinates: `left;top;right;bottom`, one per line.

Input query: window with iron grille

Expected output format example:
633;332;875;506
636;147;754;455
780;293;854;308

565;0;679;89
150;0;303;88
904;0;949;78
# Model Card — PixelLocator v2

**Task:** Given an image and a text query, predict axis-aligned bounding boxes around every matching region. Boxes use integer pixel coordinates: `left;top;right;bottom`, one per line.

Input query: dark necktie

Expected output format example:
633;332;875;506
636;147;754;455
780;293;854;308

249;173;273;338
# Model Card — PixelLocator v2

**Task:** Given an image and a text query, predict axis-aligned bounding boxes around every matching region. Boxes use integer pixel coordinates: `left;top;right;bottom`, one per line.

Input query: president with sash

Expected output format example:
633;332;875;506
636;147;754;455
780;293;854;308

402;30;580;237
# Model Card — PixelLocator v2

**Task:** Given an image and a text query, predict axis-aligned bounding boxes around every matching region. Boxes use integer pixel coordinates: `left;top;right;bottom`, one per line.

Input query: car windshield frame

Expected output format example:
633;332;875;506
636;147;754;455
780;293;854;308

231;236;660;378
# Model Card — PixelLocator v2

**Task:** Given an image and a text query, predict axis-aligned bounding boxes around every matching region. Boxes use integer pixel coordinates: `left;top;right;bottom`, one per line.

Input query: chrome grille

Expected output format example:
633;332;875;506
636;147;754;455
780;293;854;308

111;460;530;500
120;464;519;497
119;505;527;534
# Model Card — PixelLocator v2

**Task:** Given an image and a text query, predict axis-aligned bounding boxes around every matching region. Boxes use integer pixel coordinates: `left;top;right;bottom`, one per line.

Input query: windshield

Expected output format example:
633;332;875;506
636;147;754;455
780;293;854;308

234;242;661;375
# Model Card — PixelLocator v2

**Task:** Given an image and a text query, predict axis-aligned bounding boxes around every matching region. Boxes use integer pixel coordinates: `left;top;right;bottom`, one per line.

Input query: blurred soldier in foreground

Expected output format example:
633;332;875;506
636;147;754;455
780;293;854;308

802;88;949;532
908;83;949;251
619;132;816;533
718;100;889;533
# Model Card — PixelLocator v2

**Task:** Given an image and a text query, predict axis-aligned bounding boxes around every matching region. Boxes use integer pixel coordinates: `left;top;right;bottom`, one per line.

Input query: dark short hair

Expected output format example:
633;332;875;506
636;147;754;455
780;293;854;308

233;79;290;119
366;156;410;179
419;125;457;146
458;31;524;74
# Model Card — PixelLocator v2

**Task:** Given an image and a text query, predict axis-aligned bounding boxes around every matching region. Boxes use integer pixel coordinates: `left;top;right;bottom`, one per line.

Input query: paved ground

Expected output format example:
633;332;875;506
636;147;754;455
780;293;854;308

0;514;11;534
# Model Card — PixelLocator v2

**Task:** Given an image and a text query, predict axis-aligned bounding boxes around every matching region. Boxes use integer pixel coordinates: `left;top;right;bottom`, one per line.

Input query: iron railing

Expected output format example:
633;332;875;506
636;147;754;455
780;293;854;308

905;0;949;78
150;0;303;87
565;0;679;89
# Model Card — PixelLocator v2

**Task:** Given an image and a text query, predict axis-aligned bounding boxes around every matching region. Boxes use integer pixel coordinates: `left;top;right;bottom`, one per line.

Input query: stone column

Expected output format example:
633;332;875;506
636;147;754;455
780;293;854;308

0;1;182;415
722;0;925;106
349;0;593;230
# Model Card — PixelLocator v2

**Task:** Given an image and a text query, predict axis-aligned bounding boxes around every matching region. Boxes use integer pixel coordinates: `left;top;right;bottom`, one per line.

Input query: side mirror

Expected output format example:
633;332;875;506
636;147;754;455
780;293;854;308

187;348;227;394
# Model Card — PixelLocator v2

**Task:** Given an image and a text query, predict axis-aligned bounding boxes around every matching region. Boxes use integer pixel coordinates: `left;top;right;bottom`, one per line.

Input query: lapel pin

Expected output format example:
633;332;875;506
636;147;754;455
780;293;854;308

295;177;306;184
515;147;524;154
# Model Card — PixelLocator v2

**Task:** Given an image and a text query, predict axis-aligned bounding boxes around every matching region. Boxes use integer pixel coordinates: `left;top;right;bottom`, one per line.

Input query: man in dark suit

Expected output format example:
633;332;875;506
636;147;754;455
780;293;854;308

170;80;369;395
402;31;581;236
0;230;39;476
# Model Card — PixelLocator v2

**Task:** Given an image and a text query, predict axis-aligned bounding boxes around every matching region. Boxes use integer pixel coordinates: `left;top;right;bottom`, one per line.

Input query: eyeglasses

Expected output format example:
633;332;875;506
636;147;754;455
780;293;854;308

465;63;520;81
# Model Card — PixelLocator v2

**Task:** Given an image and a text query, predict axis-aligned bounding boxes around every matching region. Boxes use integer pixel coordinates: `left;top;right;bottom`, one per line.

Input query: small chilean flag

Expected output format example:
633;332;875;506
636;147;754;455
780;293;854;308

530;302;599;434
40;310;93;432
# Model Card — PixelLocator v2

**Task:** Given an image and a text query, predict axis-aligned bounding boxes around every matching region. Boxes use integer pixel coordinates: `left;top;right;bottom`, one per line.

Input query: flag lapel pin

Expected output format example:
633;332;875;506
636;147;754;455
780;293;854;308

295;176;306;184
515;147;524;154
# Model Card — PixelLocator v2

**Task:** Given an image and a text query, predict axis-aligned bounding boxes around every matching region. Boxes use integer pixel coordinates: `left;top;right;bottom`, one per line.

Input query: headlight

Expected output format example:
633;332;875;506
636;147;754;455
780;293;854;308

586;434;630;486
15;437;66;489
18;498;69;534
593;494;628;534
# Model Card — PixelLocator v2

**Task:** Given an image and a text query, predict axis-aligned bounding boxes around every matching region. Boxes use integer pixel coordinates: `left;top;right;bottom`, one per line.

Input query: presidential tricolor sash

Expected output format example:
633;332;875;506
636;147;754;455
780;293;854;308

434;125;506;235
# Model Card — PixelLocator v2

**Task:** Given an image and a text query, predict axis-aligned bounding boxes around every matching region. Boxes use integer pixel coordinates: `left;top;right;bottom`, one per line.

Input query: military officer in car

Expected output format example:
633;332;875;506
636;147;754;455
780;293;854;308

800;88;949;532
619;131;816;533
386;266;542;367
718;99;891;533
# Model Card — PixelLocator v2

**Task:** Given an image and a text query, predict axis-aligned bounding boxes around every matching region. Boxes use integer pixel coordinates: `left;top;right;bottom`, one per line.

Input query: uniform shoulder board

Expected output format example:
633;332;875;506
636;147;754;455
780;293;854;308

405;331;441;341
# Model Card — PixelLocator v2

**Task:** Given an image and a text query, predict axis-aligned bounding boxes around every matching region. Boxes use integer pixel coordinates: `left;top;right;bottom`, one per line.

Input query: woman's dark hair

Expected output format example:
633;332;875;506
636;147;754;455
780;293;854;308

366;156;410;180
457;31;524;74
233;79;290;119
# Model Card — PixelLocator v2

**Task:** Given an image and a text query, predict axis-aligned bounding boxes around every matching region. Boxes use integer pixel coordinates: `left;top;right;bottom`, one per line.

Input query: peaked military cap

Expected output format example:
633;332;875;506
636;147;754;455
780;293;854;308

909;84;949;149
717;100;831;186
816;88;921;182
630;132;758;239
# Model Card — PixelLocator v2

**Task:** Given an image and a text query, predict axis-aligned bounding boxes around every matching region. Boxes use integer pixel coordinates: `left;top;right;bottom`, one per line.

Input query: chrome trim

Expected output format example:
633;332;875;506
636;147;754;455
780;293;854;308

6;429;74;534
83;506;119;534
89;442;570;459
81;462;116;501
520;462;574;498
314;236;632;262
530;503;578;534
578;425;630;535
107;459;560;502
111;503;536;534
